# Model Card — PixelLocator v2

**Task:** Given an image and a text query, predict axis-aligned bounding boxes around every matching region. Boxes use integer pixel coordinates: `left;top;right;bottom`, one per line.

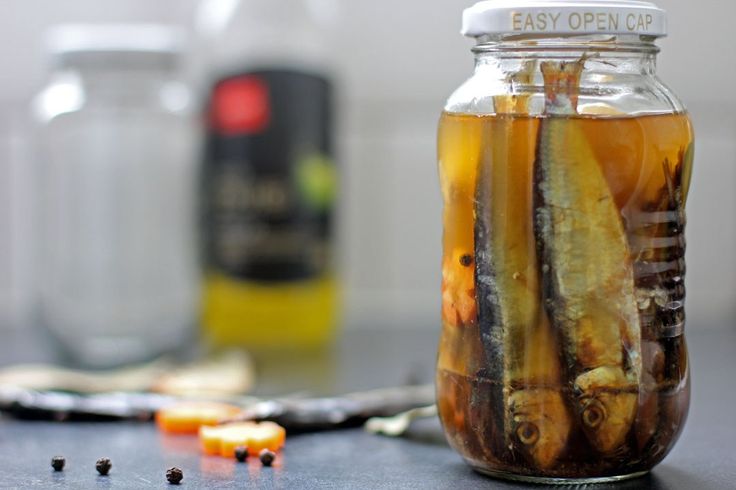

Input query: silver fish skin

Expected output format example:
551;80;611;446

534;60;643;454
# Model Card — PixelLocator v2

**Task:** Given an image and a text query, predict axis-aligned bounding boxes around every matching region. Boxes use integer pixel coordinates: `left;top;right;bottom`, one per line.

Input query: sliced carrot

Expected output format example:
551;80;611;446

441;253;477;327
200;422;286;457
156;402;242;434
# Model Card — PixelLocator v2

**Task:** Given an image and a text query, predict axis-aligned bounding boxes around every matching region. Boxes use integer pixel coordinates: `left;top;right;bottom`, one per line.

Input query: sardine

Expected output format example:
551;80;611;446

506;315;572;469
634;340;664;451
534;60;642;454
475;62;572;468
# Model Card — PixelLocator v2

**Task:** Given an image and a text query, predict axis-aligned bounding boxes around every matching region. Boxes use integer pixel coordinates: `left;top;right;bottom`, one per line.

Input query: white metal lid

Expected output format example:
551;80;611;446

462;1;667;38
46;24;184;68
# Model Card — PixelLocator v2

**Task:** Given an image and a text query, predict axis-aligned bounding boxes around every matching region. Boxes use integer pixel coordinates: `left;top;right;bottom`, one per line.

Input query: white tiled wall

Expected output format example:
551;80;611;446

0;0;733;330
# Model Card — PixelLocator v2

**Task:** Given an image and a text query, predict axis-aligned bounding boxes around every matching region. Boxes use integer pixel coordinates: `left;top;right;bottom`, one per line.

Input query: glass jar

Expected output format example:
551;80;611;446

33;25;200;367
0;110;34;332
436;1;693;483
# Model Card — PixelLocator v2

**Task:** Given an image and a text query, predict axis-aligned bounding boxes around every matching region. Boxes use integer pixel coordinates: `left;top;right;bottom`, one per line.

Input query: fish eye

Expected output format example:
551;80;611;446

582;401;607;428
516;422;540;446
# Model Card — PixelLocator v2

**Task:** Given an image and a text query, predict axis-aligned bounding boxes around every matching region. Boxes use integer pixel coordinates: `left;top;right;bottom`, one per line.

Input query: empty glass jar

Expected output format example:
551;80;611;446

34;25;200;367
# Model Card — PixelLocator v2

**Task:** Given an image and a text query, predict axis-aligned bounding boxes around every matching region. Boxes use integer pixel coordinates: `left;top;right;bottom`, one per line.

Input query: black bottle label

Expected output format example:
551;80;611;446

203;69;334;282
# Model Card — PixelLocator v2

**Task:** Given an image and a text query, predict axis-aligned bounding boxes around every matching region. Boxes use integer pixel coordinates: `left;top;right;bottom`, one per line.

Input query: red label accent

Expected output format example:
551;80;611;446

210;76;271;135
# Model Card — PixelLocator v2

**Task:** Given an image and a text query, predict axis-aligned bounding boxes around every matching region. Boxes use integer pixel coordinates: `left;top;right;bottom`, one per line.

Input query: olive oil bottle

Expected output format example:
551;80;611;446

196;0;339;350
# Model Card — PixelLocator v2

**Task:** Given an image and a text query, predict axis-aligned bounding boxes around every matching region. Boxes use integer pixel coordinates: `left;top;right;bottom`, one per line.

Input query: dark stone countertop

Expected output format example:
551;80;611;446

0;325;734;489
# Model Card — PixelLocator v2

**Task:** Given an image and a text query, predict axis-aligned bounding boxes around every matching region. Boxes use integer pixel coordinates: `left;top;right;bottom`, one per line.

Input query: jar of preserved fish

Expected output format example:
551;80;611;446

436;0;693;483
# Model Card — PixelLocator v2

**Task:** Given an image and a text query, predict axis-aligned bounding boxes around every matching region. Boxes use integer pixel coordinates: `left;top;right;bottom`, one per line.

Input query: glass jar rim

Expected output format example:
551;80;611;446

471;34;660;55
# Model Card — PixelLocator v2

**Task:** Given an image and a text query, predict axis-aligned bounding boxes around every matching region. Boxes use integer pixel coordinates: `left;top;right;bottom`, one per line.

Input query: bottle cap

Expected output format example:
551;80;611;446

462;1;667;38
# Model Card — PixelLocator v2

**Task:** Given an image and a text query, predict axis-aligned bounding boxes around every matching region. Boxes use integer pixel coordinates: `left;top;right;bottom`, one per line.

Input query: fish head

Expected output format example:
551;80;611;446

575;367;638;453
540;60;585;115
508;389;572;469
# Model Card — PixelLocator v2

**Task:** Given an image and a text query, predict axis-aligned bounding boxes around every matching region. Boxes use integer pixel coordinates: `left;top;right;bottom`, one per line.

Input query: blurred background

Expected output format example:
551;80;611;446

0;0;732;366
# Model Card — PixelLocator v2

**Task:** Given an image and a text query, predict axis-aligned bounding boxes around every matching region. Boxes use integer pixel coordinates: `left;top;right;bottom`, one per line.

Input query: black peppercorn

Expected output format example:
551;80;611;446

95;457;112;476
234;446;249;462
259;449;275;467
459;254;473;267
51;456;65;472
166;467;183;485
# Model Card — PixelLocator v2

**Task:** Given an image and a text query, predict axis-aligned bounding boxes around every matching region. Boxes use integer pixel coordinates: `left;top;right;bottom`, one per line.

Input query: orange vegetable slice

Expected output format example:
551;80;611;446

199;421;286;457
156;402;242;434
441;252;477;327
